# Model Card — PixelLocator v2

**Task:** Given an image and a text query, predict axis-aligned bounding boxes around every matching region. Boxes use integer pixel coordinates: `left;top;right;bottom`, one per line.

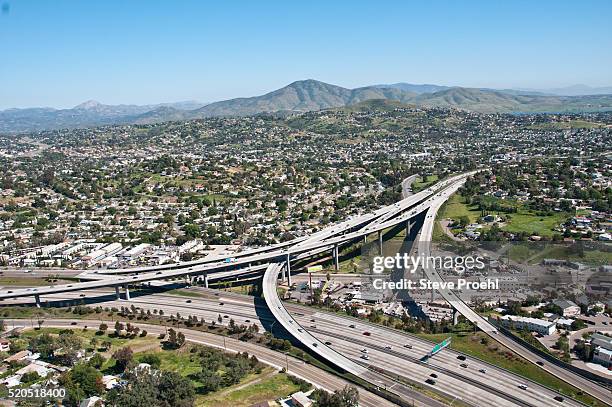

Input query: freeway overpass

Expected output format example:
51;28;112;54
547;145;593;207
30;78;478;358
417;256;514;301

415;177;612;405
0;173;473;305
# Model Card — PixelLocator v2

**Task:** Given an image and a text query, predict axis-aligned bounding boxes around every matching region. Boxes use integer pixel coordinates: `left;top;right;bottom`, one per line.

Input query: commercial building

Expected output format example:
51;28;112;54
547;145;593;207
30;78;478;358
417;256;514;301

553;299;581;317
592;347;612;368
500;315;557;336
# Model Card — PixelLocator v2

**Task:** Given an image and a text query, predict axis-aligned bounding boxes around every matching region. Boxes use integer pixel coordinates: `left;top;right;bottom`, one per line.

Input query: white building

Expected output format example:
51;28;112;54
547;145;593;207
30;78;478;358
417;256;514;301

553;299;581;317
500;315;557;335
592;347;612;368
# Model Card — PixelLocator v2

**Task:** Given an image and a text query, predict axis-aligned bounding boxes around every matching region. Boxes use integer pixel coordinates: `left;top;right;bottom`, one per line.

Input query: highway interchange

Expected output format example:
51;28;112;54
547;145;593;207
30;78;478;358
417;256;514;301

2;172;611;407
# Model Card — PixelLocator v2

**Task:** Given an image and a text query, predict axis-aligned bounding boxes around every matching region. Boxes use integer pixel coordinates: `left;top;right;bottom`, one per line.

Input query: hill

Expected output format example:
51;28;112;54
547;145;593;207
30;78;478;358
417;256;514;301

2;80;612;133
193;80;417;117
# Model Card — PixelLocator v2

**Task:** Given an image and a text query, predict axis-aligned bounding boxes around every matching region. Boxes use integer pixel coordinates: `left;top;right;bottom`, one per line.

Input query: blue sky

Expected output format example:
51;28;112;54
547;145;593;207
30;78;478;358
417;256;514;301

0;0;611;109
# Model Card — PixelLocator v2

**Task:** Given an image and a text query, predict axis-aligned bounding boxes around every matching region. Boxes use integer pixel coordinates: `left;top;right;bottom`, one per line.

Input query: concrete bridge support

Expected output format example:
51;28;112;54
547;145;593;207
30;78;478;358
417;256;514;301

34;294;41;308
406;220;413;236
286;253;292;287
378;231;383;255
115;286;121;300
333;244;339;271
124;285;130;301
453;308;459;325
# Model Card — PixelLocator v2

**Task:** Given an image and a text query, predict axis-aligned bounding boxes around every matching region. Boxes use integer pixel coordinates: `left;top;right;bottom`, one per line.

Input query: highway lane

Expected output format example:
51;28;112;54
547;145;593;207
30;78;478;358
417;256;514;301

4;171;601;405
0;174;472;302
4;319;393;407
417;177;612;405
330;340;515;407
7;289;585;406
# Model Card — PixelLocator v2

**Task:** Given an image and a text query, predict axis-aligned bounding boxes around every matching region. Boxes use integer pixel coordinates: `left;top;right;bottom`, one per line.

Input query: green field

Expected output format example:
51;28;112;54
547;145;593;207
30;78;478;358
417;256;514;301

438;193;480;223
196;370;300;407
136;348;202;377
412;175;439;192
501;211;568;237
416;331;605;406
438;192;571;237
522;245;612;266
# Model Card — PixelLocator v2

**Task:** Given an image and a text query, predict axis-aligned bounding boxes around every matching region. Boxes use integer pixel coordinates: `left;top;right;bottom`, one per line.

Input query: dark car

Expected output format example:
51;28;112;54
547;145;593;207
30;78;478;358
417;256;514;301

457;355;466;361
325;341;332;345
430;373;438;378
363;331;371;336
425;378;436;385
186;300;192;303
460;363;468;368
554;396;564;402
349;324;356;328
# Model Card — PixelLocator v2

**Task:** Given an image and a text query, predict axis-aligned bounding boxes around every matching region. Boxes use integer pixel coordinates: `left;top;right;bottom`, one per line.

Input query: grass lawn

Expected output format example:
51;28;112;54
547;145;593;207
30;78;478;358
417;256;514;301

501;210;569;237
438;193;480;223
20;327;160;353
438;193;571;238
525;245;612;266
167;288;206;298
135;348;202;377
412;175;439;192
196;370;300;407
416;331;605;406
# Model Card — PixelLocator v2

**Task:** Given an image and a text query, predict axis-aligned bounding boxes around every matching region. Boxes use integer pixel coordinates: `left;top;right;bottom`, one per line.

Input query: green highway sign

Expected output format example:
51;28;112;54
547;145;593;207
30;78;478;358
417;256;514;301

429;337;452;356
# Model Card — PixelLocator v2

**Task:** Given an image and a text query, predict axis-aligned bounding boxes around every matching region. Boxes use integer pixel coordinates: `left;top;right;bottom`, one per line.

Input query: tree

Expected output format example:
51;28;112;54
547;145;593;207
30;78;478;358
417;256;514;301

114;320;124;336
184;223;201;239
313;385;359;407
98;323;108;333
28;333;57;360
107;369;195;407
59;363;104;407
55;331;84;366
88;352;105;369
197;368;222;394
102;340;112;351
113;346;133;372
158;370;196;407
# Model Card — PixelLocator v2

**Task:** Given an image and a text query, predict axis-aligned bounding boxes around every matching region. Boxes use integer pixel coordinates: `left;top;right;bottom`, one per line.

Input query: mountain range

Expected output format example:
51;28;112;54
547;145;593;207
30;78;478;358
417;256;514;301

2;80;612;133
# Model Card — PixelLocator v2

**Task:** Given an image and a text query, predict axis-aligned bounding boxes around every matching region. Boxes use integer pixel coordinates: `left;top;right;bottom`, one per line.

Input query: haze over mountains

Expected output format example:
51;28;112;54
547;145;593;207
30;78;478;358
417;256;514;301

2;80;612;133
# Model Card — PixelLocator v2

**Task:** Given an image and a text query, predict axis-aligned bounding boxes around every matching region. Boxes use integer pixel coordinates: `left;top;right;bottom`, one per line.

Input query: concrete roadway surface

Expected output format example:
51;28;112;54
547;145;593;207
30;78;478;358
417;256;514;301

17;289;587;407
262;262;450;407
0;173;474;303
417;182;612;406
4;319;393;407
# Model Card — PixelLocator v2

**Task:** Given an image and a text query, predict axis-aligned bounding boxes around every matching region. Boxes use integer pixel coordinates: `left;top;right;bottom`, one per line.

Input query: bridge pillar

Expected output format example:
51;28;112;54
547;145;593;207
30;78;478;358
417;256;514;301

124;285;130;301
286;254;292;287
333;244;339;271
115;286;120;300
204;275;209;288
453;308;459;325
406;220;412;236
34;294;41;308
363;235;367;244
377;231;383;255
